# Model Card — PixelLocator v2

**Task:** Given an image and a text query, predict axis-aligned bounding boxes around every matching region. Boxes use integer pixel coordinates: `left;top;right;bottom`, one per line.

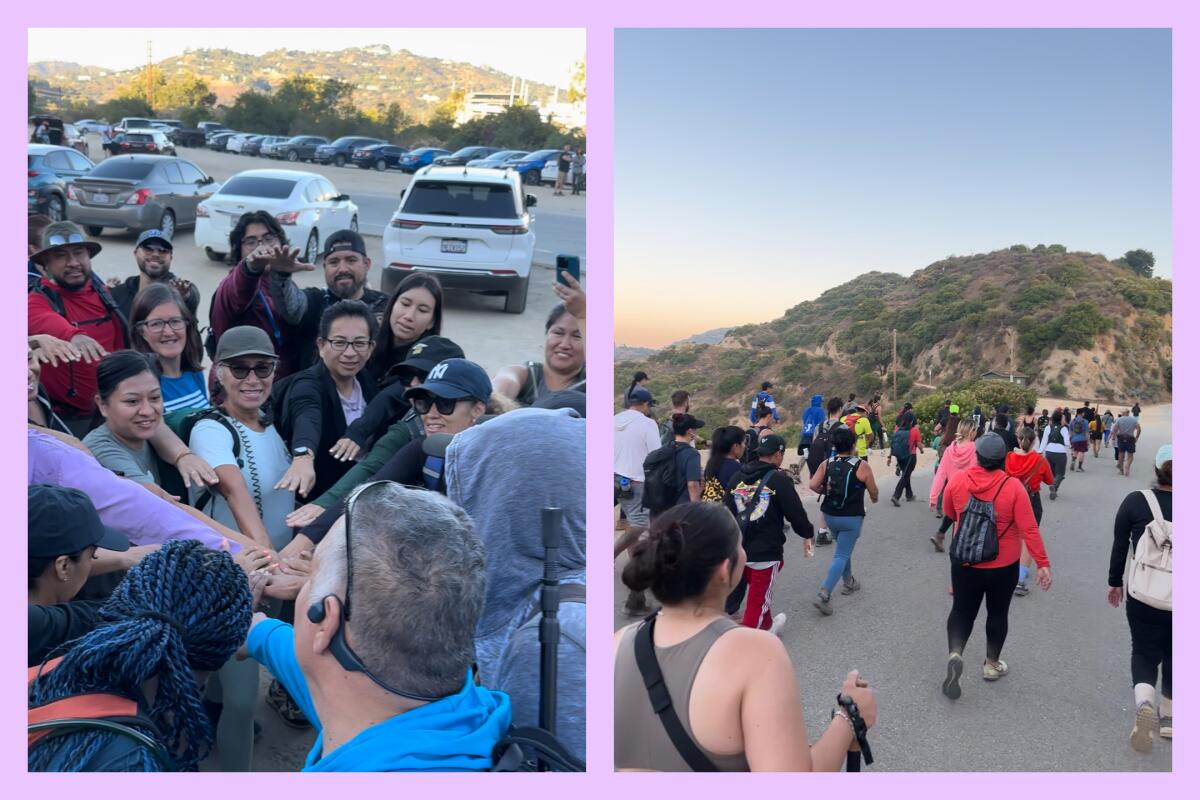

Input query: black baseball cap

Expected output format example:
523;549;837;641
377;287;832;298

671;413;705;434
756;434;787;456
388;337;465;383
405;358;492;403
628;386;655;406
319;229;368;262
29;485;129;558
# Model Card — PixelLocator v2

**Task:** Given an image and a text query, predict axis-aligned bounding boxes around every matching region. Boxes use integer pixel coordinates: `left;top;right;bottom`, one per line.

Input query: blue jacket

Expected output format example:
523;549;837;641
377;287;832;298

801;395;826;441
249;619;512;771
749;390;779;423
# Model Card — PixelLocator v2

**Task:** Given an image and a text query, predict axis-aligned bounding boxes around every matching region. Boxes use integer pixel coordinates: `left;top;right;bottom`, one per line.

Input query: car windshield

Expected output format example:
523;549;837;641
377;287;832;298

218;176;298;199
89;160;157;180
519;150;558;162
403;181;518;219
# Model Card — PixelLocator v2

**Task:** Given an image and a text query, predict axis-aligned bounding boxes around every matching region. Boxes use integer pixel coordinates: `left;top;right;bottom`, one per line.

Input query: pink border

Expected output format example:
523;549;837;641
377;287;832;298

7;0;1197;789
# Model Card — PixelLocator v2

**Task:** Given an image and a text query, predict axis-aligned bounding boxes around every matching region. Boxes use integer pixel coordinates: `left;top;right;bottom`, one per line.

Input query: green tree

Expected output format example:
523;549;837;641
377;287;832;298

1122;249;1156;278
567;60;586;102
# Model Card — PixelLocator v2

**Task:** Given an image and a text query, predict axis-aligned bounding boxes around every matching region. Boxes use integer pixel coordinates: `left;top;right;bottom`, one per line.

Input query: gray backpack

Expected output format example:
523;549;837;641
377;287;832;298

949;478;1011;565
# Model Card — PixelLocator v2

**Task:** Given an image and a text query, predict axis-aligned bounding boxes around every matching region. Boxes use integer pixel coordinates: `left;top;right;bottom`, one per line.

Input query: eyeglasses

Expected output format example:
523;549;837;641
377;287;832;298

410;394;463;416
137;317;186;334
221;360;276;380
45;232;86;247
241;234;281;250
322;338;373;353
324;480;449;702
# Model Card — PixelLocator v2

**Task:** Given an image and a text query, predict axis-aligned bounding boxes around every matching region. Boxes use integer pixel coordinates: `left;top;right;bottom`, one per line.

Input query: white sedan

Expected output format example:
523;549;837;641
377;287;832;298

194;169;359;264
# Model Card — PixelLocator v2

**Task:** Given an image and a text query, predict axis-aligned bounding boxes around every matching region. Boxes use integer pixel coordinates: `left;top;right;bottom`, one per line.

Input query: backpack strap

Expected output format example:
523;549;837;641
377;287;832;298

736;470;775;530
520;583;586;626
1139;490;1167;532
189;409;243;511
633;616;719;772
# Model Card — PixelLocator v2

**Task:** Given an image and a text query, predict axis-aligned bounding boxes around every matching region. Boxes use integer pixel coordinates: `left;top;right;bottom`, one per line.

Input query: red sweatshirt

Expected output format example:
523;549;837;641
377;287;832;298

943;466;1050;569
28;277;127;417
1005;450;1055;494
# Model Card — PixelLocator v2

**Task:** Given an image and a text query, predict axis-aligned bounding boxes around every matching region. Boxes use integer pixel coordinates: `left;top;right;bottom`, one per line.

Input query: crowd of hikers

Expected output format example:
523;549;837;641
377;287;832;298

26;214;587;772
614;377;1170;770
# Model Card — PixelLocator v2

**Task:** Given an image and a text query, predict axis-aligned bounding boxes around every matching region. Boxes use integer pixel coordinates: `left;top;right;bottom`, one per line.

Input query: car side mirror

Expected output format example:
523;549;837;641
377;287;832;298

399;188;406;199
334;194;349;202
525;194;538;207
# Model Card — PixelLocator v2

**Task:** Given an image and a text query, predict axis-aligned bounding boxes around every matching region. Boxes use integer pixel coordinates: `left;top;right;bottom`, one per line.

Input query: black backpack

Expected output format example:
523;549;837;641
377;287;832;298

1048;425;1066;446
160;408;243;512
823;456;861;510
949;478;1011;565
810;419;843;463
642;442;686;512
890;429;911;459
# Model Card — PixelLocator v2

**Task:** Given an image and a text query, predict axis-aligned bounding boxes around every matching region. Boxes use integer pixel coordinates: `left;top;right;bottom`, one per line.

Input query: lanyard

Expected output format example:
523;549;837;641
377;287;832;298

256;289;283;347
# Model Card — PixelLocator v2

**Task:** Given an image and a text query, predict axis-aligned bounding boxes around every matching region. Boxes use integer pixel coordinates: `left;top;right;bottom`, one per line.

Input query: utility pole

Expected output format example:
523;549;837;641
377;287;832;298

145;40;154;110
891;328;898;403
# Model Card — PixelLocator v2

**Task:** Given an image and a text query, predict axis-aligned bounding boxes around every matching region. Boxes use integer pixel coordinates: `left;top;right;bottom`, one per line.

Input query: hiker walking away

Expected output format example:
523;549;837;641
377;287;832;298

1036;408;1051;439
809;426;879;616
749;382;781;426
1102;408;1115;448
970;406;985;439
1090;414;1104;457
807;396;845;547
1107;445;1172;754
614;387;666;616
840;402;874;461
1113;410;1142;477
1132;401;1141;419
660;390;691;446
940;433;1052;701
1018;406;1038;433
623;371;649;408
929;423;978;551
887;411;924;506
798;394;826;469
1037;410;1071;500
1005;427;1055;596
724;435;814;635
991;412;1018;453
642;414;705;518
614;503;877;771
1068;402;1092;471
705;426;749;617
868;395;886;453
934;401;951;435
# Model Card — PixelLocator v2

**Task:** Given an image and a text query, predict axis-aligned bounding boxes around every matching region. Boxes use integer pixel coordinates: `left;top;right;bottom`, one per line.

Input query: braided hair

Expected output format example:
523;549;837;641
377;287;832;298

29;540;252;772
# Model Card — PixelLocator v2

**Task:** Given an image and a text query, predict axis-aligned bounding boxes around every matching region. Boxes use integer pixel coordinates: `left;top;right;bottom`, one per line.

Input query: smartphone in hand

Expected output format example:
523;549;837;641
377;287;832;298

556;255;581;286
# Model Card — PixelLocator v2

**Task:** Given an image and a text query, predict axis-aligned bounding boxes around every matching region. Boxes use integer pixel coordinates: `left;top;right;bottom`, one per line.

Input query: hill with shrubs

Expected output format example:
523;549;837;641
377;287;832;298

616;244;1171;439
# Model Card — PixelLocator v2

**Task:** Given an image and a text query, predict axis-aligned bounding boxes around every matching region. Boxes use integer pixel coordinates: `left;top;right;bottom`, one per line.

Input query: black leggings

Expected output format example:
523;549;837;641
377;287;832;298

892;454;916;500
947;560;1020;661
1127;596;1172;697
1046;452;1067;490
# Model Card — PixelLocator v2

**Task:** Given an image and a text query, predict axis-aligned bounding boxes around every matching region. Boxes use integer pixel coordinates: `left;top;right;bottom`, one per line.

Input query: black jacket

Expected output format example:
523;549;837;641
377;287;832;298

29;601;105;667
276;361;378;500
724;459;813;562
109;274;200;326
343;380;413;447
293;286;389;371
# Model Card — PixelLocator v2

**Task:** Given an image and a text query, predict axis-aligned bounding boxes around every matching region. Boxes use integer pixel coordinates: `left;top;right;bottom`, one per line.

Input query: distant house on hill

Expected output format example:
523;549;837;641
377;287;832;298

979;370;1029;385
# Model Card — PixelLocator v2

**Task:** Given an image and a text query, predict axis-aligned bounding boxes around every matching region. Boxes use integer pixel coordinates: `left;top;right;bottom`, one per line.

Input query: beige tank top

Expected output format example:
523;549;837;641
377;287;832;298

614;616;750;771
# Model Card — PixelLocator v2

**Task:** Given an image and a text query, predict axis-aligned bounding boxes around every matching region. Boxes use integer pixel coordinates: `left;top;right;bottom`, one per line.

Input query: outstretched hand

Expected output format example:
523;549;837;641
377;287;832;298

552;272;585;319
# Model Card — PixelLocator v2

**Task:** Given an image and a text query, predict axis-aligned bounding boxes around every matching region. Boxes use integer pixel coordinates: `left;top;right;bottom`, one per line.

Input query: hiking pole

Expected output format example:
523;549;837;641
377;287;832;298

539;507;563;770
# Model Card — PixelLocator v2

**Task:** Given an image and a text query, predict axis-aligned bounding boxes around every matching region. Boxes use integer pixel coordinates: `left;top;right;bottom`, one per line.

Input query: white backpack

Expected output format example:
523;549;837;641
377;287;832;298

1127;490;1172;611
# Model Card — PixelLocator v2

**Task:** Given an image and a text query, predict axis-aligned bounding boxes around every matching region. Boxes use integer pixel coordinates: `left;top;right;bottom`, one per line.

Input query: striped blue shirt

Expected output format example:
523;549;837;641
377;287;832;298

160;370;208;413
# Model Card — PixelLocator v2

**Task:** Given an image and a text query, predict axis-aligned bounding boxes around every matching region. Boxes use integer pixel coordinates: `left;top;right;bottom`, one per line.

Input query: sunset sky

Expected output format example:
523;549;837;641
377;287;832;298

615;28;1171;348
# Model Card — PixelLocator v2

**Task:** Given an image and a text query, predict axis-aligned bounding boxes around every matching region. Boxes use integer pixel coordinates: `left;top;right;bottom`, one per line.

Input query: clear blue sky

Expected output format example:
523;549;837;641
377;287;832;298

615;29;1172;347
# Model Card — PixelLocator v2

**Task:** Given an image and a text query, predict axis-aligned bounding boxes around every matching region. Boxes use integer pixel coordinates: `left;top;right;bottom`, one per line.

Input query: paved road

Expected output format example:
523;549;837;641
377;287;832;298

614;405;1173;771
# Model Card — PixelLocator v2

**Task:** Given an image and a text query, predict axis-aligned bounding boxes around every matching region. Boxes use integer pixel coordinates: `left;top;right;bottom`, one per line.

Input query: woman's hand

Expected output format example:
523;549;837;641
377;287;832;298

329;437;361;462
278;550;313;577
840;669;877;730
275;457;316;498
1107;585;1124;608
264;571;307;601
803;538;814;559
29;334;82;367
1036;566;1053;591
286;502;326;530
234;545;273;577
69;333;108;363
176;452;219;489
552;272;585;320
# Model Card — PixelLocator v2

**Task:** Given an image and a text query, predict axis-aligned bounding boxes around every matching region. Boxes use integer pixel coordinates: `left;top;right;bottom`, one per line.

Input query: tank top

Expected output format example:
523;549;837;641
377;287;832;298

614;616;750;771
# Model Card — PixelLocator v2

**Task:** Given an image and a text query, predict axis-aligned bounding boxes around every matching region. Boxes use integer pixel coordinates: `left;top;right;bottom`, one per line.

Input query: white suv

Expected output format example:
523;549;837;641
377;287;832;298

383;166;536;313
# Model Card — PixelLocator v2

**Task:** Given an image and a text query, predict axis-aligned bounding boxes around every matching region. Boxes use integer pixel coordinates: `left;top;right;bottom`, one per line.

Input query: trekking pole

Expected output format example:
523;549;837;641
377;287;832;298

538;507;563;769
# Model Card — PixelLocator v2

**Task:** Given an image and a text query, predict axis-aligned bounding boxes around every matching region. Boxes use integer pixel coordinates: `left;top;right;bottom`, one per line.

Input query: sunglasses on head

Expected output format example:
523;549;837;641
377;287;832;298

46;232;86;247
221;360;276;380
410;394;465;416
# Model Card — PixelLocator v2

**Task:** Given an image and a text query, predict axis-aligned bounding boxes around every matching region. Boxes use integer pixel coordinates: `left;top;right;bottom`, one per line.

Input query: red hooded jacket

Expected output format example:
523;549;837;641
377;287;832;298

1005;450;1055;494
943;465;1050;569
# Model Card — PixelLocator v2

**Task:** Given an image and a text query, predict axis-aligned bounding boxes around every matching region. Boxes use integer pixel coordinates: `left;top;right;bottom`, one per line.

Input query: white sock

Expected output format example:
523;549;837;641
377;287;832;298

1135;682;1157;709
1159;696;1172;717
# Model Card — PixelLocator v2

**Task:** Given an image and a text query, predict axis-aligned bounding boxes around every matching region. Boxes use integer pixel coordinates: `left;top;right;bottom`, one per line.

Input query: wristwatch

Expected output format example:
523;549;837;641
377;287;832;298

291;446;314;459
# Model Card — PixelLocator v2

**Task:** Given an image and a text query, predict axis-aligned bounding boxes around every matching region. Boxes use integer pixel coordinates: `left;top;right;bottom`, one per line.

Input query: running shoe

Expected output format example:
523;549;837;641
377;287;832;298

840;576;861;595
815;529;832;546
1070;461;1075;472
942;653;964;699
1013;582;1029;596
1160;716;1173;740
891;496;901;507
813;589;833;616
982;660;1009;681
770;612;788;637
1049;486;1058;501
931;534;945;553
1131;701;1158;753
1078;463;1085;472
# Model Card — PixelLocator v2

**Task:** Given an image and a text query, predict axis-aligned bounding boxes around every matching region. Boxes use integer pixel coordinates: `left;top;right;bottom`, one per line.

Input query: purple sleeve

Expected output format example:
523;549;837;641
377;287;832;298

28;430;238;552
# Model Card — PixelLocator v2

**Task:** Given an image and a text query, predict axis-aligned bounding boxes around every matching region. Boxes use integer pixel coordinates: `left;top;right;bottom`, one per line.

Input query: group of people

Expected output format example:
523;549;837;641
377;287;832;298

553;144;586;197
27;211;588;771
614;374;1171;769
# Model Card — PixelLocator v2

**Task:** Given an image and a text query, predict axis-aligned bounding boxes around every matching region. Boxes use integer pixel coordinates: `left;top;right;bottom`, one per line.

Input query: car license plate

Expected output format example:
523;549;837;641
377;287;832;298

93;192;109;203
441;239;468;254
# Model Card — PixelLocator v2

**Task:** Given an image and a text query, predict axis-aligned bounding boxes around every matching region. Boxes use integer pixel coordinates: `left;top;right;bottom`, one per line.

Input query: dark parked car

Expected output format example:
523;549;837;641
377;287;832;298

350;143;410;171
207;131;238;151
116;130;177;156
241;135;269;156
397;147;450;173
66;155;217;239
275;135;330;163
510;149;562;185
433;146;503;167
170;121;229;147
29;144;95;221
466;149;528;167
315;136;387;167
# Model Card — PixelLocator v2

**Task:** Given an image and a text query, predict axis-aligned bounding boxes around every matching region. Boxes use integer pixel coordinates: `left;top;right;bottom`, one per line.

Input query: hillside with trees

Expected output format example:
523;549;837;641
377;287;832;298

616;245;1171;433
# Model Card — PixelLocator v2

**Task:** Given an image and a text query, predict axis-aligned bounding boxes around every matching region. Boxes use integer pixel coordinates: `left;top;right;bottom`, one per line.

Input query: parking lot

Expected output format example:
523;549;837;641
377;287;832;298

72;134;587;375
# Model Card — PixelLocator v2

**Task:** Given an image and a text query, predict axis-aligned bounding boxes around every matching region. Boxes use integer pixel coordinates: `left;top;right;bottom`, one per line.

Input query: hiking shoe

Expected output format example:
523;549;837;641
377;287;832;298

906;494;915;502
815;530;832;546
895;466;902;477
1070;461;1075;472
982;660;1009;681
1160;716;1172;740
891;496;901;507
1013;582;1029;596
813;589;833;616
931;535;945;553
267;679;311;729
1049;486;1058;501
936;510;943;519
1131;701;1158;753
1078;464;1085;472
840;576;861;595
770;613;788;637
942;653;964;700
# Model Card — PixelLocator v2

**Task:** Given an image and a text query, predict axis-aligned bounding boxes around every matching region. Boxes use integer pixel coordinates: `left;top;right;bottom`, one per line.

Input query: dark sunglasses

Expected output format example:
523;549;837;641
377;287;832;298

410;394;464;416
221;361;276;380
